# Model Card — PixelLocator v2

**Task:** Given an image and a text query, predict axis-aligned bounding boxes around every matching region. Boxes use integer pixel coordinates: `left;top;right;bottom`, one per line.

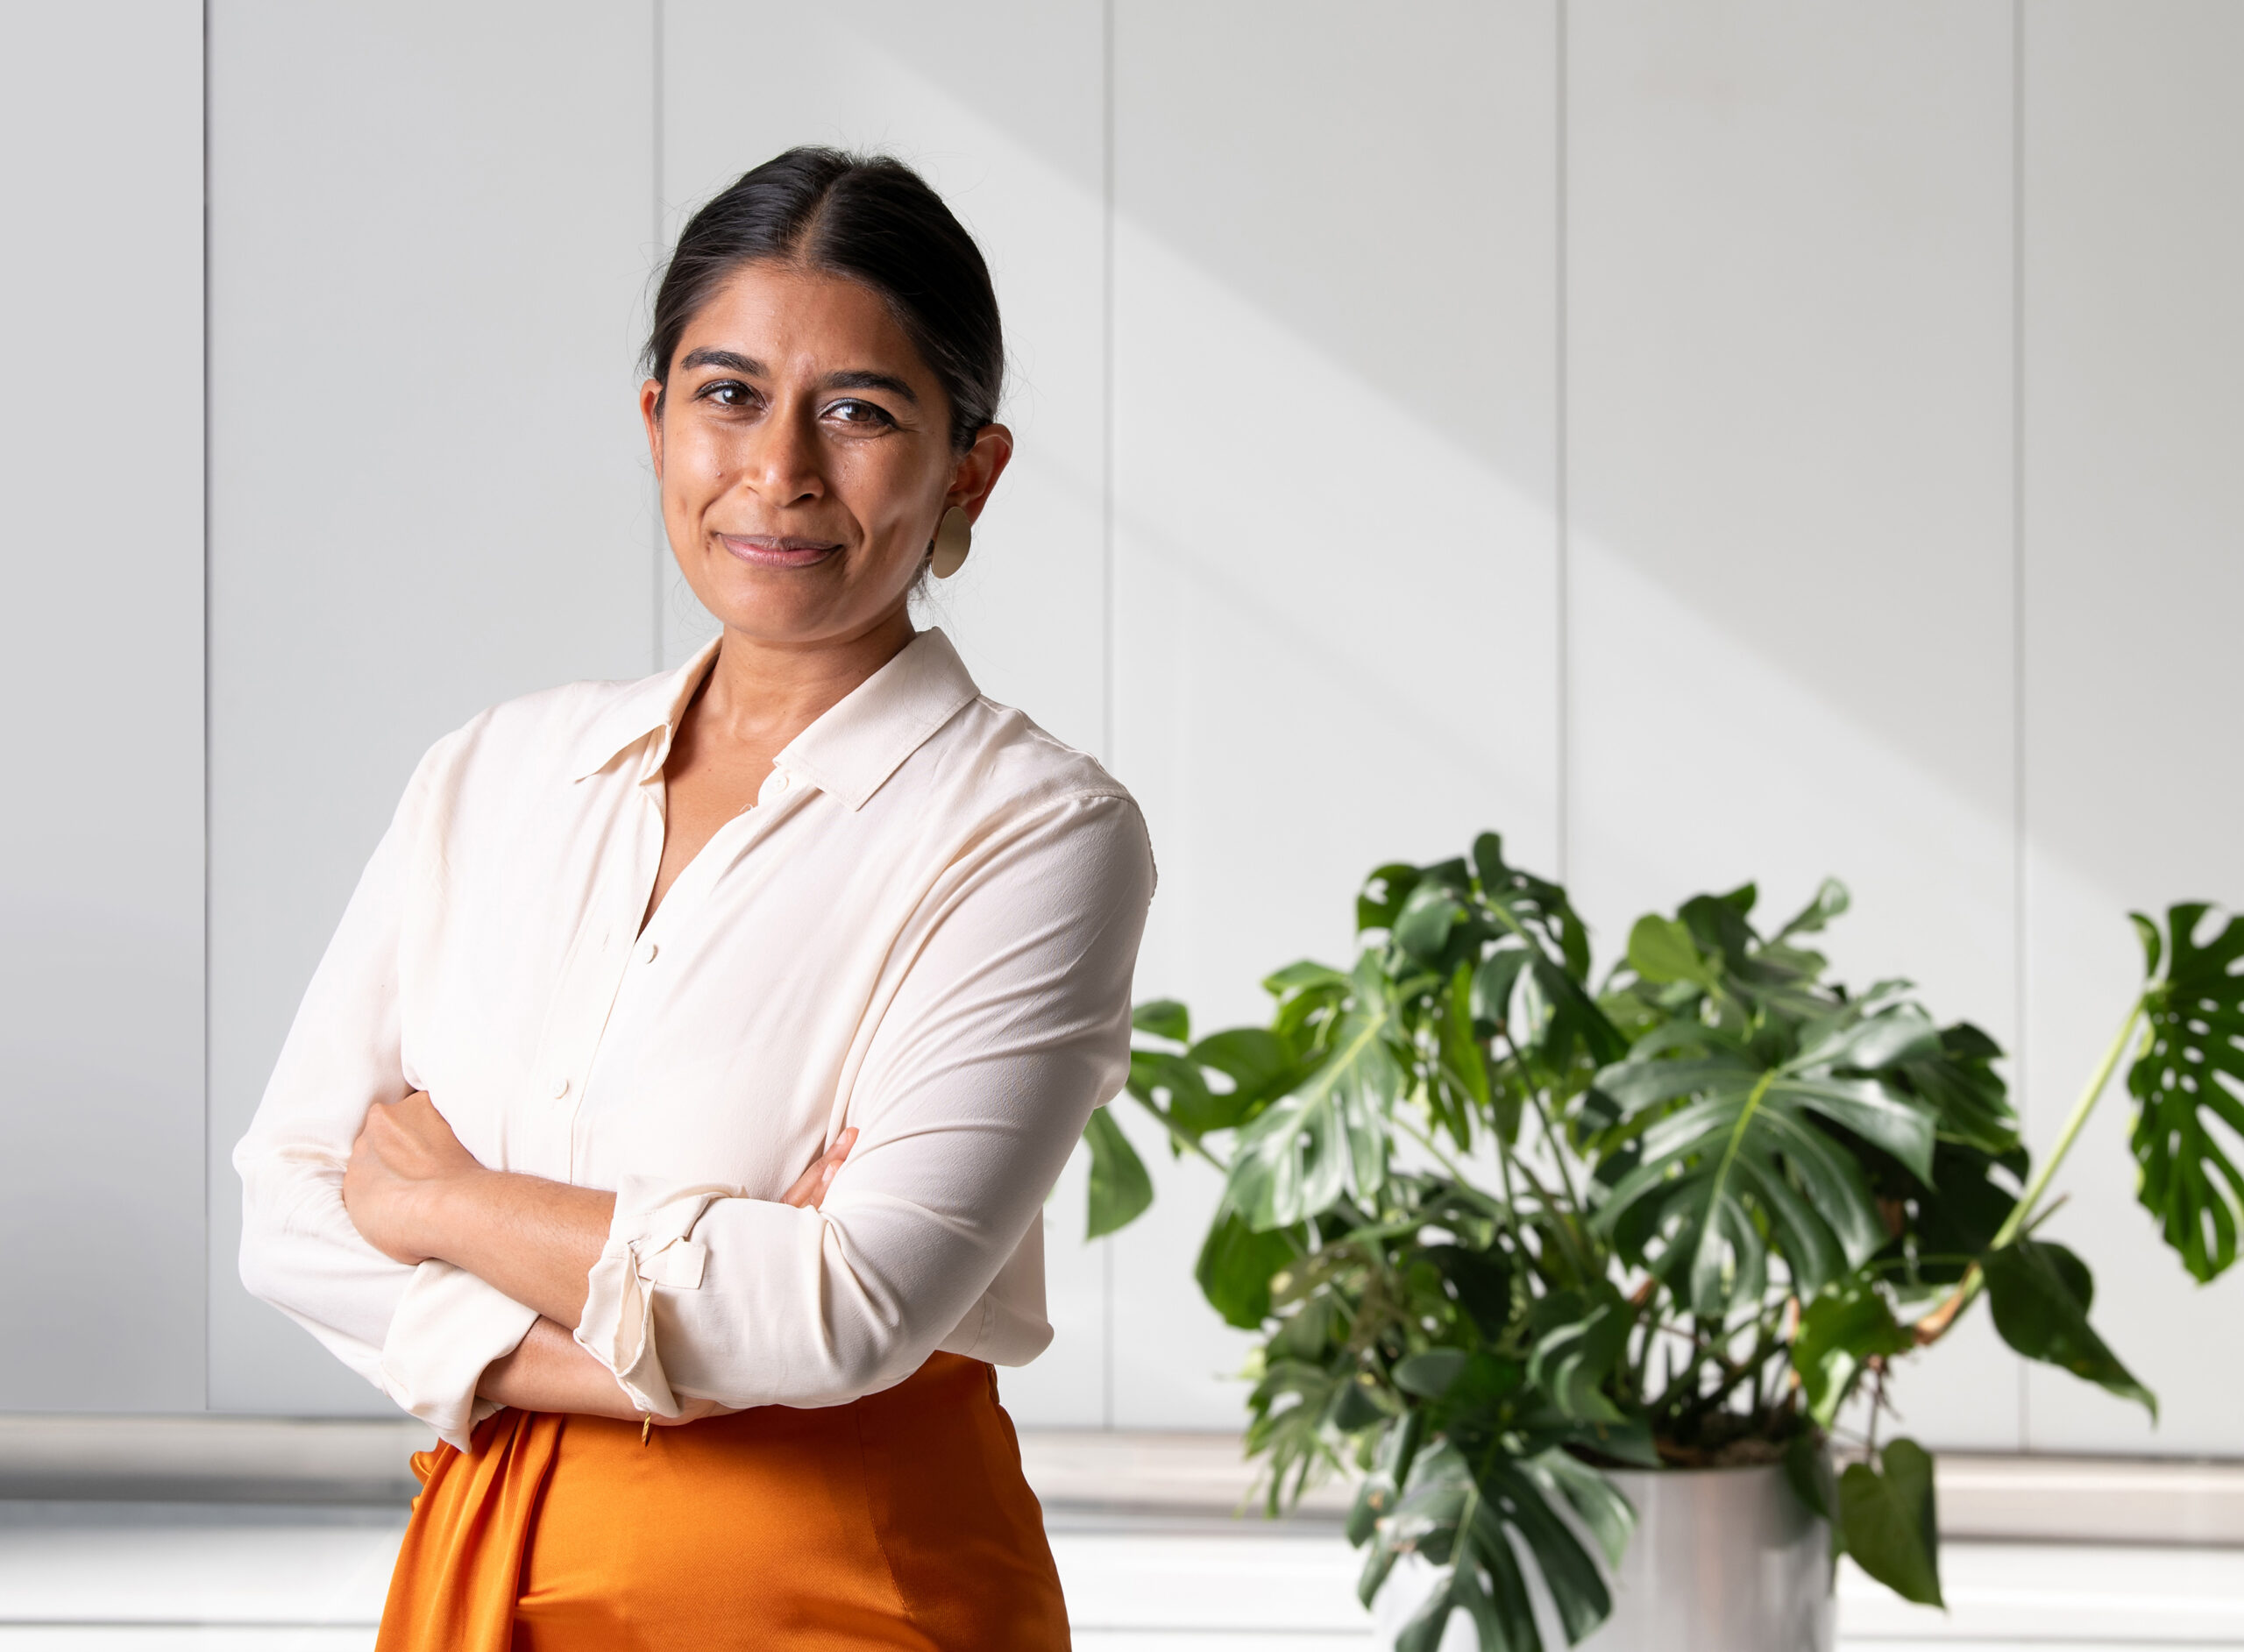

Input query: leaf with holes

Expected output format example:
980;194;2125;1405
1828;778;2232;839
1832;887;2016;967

1227;953;1407;1229
1365;1438;1616;1652
1594;1060;1890;1315
2128;904;2244;1283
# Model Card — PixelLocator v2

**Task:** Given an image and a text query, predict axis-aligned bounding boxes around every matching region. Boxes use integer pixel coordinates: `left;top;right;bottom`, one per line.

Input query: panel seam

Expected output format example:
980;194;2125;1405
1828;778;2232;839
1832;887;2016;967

2012;0;2031;1453
1099;0;1118;1435
200;0;215;1415
1554;0;1571;883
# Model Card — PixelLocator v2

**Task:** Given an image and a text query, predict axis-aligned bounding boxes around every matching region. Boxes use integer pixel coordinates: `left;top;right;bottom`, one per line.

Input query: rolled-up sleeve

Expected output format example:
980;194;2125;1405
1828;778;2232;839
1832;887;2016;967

232;735;539;1449
574;791;1154;1414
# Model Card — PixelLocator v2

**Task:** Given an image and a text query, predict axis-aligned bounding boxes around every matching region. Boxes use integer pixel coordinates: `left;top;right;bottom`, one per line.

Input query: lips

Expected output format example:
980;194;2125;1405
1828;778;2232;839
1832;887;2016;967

717;534;842;569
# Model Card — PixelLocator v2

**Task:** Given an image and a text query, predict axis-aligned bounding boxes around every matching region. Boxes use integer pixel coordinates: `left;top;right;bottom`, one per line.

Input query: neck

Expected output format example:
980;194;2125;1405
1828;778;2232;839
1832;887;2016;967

692;606;917;750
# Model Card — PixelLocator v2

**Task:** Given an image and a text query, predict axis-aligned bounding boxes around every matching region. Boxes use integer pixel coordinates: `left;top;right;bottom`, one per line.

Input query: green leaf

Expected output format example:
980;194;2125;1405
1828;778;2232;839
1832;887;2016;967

1596;1067;1887;1314
1793;1280;1911;1428
1194;1205;1296;1329
1766;1075;1938;1183
1394;881;1466;963
1783;1430;1837;1526
1898;1023;2022;1159
1126;1049;1218;1139
1790;1004;1943;1076
1837;1439;1942;1607
1629;914;1713;988
1524;1448;1634;1572
1421;1243;1515;1343
1525;1290;1630;1423
1372;1439;1616;1652
1393;1349;1468;1400
1081;1107;1154;1239
1437;964;1491;1110
2128;904;2244;1282
1359;863;1425;934
1982;1238;2156;1416
2130;909;2163;979
1348;1410;1424;1557
1778;877;1851;940
1189;1028;1296;1108
1227;954;1404;1229
1131;997;1191;1044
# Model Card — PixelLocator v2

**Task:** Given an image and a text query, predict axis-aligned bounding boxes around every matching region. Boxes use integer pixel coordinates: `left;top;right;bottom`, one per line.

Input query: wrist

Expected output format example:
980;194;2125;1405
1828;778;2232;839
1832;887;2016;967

411;1166;496;1266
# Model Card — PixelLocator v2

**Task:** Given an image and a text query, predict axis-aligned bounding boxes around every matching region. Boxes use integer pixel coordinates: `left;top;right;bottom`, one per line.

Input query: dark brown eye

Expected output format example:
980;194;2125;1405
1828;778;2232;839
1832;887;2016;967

826;399;894;428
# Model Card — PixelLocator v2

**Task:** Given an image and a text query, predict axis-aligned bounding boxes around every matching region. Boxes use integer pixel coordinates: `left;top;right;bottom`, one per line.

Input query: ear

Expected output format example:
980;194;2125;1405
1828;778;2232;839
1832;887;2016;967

640;378;666;477
946;423;1015;523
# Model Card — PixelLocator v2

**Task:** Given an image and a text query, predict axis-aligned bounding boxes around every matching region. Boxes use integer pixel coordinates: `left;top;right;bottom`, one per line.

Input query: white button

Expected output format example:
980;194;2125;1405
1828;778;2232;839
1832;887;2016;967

638;939;659;964
549;1075;570;1100
768;770;791;794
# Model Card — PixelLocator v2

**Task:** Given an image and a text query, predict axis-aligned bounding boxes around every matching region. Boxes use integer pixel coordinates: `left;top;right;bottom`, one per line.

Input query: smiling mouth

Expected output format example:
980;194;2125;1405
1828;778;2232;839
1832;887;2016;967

718;534;842;569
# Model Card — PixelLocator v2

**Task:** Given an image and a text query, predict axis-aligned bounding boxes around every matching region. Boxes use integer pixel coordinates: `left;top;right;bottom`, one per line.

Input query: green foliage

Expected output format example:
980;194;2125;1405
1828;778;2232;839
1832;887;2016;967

1837;1439;1942;1606
1793;1281;1912;1429
1081;831;2205;1648
1081;1109;1152;1239
2127;904;2244;1281
1981;1238;2154;1416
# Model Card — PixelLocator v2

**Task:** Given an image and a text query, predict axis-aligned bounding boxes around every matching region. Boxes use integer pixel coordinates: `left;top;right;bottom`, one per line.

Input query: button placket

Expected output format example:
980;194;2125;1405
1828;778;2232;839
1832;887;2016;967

537;791;665;1178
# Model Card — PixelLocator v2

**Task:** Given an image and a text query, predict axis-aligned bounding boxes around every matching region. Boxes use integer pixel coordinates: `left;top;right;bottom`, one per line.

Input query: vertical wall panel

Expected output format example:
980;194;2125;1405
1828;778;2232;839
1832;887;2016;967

1566;2;2022;1446
0;3;204;1410
2020;1;2244;1454
1111;0;1562;1427
207;1;657;1411
662;0;1111;1424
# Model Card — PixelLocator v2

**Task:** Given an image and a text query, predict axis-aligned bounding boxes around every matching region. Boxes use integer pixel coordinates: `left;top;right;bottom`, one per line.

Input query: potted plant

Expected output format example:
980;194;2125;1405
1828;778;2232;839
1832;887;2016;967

1082;833;2238;1650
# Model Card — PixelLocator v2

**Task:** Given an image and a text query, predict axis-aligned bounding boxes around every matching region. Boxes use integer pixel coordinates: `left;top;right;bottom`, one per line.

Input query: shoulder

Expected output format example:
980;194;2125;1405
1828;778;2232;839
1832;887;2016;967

915;693;1156;890
406;671;666;804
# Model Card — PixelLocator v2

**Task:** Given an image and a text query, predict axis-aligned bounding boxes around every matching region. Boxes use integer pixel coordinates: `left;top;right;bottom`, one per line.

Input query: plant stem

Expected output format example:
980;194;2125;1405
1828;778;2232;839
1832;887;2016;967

1915;994;2147;1346
1129;1095;1232;1175
1991;995;2147;1250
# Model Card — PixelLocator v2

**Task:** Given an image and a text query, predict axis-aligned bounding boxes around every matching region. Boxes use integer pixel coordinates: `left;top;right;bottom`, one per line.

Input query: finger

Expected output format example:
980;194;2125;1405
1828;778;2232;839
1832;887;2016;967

779;1129;858;1209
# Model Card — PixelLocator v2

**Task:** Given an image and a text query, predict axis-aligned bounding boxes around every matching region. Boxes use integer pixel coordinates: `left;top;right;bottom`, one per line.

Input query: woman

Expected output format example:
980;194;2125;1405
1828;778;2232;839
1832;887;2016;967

234;147;1154;1650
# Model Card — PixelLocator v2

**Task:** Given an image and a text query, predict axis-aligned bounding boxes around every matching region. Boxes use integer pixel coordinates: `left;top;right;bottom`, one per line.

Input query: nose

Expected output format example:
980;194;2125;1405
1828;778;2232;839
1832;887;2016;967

736;401;825;507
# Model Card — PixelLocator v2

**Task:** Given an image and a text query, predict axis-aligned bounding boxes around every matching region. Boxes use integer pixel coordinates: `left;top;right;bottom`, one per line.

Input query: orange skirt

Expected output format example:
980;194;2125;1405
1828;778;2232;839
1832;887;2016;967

375;1354;1070;1651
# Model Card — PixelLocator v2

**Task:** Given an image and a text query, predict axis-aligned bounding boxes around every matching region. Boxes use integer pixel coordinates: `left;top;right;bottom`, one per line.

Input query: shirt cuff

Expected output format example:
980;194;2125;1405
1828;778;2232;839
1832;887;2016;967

378;1260;539;1450
575;1175;726;1419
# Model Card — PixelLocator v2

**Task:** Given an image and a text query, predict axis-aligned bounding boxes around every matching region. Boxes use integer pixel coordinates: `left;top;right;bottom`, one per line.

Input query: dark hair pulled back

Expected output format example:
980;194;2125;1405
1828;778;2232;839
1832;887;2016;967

645;147;1003;451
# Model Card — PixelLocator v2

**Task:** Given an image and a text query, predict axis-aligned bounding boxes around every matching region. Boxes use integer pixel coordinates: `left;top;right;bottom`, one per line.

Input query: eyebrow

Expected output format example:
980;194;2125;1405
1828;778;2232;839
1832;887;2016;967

678;349;920;405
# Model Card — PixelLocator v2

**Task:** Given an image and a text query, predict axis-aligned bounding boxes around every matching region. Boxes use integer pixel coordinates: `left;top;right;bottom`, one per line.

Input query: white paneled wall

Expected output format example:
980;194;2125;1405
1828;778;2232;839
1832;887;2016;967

1566;0;2026;1448
0;2;204;1411
205;0;658;1411
1109;0;1562;1427
2018;1;2244;1455
0;4;2233;1447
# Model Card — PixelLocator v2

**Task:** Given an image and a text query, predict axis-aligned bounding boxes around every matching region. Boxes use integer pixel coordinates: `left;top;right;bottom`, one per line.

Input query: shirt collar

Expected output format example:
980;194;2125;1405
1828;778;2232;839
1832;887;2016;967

567;635;723;784
566;627;982;810
781;627;982;810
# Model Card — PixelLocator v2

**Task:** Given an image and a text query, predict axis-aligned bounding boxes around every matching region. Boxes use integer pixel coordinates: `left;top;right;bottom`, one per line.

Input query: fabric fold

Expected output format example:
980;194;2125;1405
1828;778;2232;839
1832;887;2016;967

379;1260;540;1450
573;1175;725;1417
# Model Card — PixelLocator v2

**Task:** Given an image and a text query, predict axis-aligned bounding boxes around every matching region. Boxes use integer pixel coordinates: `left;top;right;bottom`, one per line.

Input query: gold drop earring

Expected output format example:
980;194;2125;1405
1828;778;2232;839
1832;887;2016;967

929;506;972;579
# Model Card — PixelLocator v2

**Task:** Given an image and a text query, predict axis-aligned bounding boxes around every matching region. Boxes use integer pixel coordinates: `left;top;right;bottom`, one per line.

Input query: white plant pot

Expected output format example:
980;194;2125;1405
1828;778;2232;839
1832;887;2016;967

1372;1462;1833;1652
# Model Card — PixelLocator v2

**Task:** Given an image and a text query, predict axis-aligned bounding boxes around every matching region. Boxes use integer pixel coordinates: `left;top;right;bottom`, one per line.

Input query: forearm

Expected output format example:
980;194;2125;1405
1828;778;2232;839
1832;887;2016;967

479;1315;639;1420
419;1172;614;1329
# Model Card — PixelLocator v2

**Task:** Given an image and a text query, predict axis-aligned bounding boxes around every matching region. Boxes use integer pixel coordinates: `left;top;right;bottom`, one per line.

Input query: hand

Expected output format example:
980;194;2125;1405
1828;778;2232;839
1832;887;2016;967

779;1126;856;1209
343;1089;486;1265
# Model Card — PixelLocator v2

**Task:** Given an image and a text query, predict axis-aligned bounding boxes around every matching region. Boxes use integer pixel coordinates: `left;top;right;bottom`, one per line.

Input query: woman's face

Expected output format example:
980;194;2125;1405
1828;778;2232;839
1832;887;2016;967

643;261;1010;650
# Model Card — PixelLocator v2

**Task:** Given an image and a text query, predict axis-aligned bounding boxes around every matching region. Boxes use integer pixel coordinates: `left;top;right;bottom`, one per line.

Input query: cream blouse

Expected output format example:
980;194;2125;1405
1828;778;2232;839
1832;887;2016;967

234;628;1154;1450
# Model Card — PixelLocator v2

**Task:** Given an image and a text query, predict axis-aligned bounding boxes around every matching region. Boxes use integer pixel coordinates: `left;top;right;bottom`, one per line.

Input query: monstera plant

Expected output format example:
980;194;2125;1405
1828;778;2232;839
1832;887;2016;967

1083;833;2239;1650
